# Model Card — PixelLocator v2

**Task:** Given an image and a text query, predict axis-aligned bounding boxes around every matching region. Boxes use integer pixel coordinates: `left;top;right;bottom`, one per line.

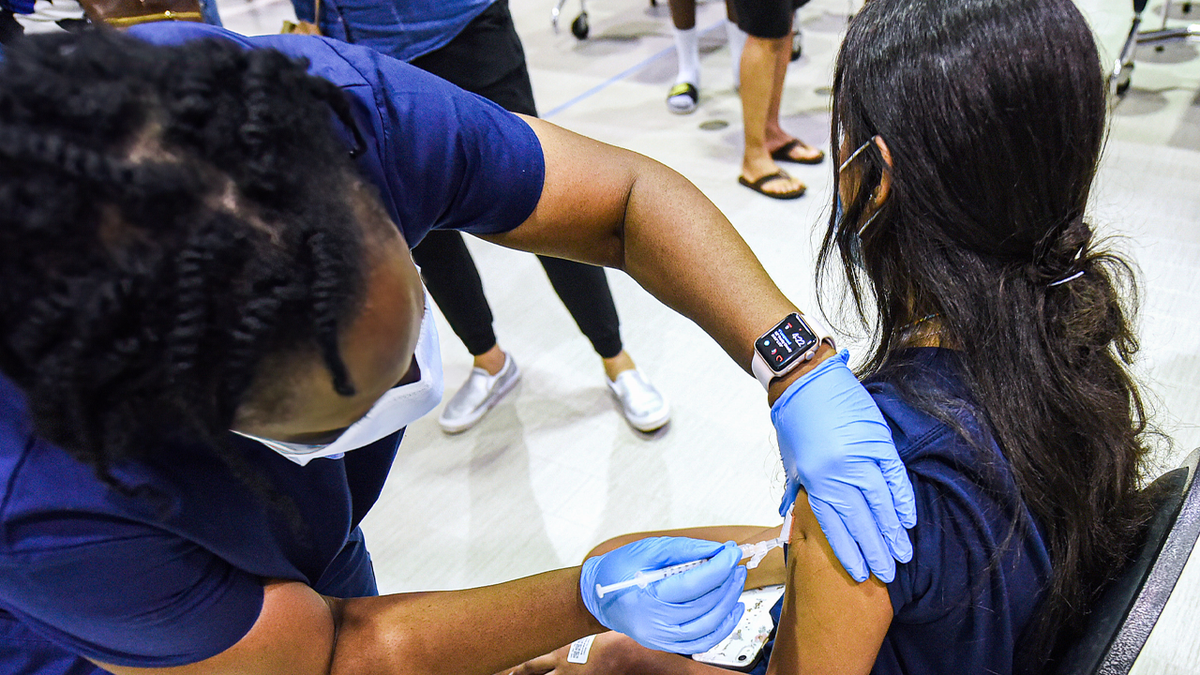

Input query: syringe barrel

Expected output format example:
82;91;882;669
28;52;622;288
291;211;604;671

594;558;708;598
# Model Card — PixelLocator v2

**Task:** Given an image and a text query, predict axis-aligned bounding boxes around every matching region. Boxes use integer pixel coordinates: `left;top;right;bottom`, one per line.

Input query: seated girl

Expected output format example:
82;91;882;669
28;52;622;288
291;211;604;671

505;0;1154;672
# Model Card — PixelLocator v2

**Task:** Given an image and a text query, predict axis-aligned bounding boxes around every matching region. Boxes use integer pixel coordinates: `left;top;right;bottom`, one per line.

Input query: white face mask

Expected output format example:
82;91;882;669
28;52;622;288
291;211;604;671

234;291;443;466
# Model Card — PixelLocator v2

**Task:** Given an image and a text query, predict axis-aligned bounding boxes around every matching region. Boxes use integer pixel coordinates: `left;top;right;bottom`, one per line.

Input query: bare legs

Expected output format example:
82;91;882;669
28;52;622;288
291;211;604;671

472;344;507;375
739;34;805;195
668;0;695;31
473;343;637;382
738;29;823;197
667;0;747;113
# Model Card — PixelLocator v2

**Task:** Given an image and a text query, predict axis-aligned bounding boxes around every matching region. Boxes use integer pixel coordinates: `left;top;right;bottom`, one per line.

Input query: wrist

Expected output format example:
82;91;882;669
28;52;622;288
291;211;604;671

752;312;836;396
597;632;647;670
767;342;836;405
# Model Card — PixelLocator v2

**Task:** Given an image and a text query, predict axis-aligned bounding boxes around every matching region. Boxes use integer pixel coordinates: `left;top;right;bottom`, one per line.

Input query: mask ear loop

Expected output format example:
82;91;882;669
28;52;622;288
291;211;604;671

838;137;877;172
857;210;880;237
838;136;884;237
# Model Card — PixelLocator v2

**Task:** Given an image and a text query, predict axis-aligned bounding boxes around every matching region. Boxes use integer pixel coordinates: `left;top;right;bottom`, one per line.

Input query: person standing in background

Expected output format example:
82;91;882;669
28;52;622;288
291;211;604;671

292;0;672;434
664;0;745;115
729;0;824;200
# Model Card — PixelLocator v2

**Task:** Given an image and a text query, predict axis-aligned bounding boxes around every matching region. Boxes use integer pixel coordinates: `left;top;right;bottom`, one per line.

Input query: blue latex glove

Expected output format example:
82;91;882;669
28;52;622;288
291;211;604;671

580;537;747;654
771;349;917;583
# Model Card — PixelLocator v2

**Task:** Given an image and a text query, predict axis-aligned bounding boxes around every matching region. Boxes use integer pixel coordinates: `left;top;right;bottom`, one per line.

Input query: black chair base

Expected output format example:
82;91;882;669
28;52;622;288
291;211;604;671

1111;1;1200;97
551;0;659;40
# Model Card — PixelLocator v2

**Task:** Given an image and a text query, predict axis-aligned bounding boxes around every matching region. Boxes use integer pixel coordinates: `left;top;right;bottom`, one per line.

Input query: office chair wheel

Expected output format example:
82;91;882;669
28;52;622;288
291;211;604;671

791;15;802;61
650;0;657;6
572;12;589;39
1110;60;1134;98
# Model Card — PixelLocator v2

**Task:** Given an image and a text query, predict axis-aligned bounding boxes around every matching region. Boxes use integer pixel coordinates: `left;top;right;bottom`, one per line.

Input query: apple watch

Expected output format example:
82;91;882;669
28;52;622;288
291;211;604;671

751;312;836;391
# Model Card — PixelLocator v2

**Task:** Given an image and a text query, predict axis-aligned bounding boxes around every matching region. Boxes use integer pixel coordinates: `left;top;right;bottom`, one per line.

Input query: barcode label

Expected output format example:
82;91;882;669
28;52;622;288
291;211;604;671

567;635;597;664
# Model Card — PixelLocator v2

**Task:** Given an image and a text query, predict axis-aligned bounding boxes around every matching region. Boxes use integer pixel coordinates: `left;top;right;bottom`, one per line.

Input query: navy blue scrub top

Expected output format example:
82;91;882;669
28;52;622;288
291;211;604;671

0;24;544;673
868;350;1052;675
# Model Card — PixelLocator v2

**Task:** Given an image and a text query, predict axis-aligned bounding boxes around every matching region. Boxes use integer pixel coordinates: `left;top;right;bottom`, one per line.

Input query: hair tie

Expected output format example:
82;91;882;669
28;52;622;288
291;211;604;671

1048;269;1085;287
1046;243;1087;287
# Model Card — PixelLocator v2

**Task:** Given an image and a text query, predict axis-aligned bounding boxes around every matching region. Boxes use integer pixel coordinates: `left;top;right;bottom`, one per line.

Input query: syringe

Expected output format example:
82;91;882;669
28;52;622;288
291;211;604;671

595;507;794;599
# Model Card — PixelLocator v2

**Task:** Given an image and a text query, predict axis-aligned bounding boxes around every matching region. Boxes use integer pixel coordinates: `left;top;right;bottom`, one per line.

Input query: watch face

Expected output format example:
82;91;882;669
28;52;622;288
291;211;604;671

755;314;819;374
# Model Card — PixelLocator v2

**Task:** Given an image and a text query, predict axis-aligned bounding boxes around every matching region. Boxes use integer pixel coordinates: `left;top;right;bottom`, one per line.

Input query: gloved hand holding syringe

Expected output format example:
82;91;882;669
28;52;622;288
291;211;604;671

595;507;795;599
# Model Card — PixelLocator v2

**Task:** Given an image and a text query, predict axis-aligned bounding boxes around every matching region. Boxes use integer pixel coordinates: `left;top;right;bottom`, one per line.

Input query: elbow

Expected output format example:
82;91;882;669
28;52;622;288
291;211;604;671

328;598;432;672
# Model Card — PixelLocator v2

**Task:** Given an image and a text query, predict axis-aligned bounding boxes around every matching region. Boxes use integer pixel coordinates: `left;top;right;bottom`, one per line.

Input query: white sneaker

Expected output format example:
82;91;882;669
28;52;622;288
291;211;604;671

607;369;670;432
438;353;521;434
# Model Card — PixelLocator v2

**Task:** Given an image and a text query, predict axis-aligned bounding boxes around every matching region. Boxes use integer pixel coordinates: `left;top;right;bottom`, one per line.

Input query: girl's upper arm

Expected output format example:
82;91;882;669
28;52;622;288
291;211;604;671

766;496;895;675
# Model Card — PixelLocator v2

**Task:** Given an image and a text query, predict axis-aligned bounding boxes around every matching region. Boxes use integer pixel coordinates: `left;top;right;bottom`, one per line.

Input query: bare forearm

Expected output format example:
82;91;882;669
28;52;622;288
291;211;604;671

619;156;798;372
487;117;830;392
506;631;737;675
331;568;603;675
619;154;837;402
624;646;741;675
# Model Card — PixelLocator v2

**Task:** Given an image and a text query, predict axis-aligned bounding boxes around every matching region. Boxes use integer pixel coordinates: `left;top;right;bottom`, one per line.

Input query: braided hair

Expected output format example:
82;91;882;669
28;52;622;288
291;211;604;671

0;30;369;489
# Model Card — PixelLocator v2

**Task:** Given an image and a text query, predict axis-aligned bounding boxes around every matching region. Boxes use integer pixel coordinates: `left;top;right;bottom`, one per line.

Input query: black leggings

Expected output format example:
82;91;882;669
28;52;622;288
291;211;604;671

0;11;22;45
411;231;622;358
407;0;624;359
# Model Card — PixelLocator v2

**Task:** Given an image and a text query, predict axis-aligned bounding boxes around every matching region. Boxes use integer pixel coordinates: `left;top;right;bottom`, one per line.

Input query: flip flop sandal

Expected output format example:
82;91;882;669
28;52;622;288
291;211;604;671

666;82;699;115
769;139;826;165
738;171;806;200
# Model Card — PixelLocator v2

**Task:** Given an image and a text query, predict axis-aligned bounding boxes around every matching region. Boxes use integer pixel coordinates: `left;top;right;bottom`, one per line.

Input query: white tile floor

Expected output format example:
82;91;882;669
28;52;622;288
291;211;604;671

219;0;1200;671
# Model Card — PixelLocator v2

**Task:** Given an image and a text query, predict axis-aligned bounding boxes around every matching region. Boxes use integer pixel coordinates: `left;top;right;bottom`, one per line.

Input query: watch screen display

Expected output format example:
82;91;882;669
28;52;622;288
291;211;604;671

755;314;819;374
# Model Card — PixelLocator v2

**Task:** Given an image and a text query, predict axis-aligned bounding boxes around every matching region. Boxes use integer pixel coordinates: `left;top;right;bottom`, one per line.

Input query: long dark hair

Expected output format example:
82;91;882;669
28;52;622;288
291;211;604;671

818;0;1154;668
0;31;366;493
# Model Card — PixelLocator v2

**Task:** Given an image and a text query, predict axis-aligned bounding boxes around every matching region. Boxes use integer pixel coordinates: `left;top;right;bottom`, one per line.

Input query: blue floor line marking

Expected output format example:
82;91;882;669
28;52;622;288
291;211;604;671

542;19;726;120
